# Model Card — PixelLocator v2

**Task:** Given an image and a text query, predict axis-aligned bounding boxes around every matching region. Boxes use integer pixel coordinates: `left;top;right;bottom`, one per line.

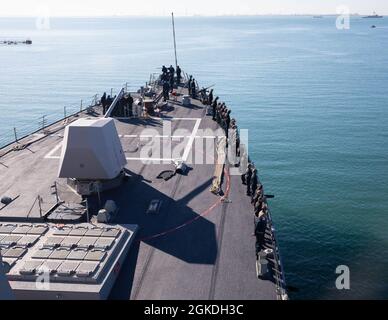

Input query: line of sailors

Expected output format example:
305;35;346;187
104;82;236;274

100;91;134;117
162;65;182;102
206;89;241;163
100;92;114;115
206;86;267;254
213;99;232;136
184;77;269;256
242;162;268;254
209;93;239;147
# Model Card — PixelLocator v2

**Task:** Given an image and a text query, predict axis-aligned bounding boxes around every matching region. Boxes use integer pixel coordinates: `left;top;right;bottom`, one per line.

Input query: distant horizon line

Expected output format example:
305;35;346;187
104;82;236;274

0;13;385;18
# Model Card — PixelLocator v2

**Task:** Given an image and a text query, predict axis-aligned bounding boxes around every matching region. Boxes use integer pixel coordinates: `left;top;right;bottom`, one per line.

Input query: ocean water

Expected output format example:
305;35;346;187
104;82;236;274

1;16;388;299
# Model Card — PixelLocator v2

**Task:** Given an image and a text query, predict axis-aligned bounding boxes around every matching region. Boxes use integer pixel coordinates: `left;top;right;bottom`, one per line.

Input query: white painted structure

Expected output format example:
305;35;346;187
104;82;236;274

58;118;126;180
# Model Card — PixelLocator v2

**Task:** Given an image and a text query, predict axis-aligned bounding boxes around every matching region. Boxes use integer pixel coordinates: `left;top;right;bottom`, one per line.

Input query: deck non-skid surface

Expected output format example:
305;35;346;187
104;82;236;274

0;89;278;299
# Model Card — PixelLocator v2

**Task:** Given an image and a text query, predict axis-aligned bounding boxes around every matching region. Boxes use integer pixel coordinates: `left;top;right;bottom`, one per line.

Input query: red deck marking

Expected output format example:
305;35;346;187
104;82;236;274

139;166;231;242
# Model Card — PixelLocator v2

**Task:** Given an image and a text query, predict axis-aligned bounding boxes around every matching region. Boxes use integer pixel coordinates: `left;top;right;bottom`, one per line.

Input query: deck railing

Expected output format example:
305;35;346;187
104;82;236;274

267;210;288;300
0;93;101;149
0;84;132;150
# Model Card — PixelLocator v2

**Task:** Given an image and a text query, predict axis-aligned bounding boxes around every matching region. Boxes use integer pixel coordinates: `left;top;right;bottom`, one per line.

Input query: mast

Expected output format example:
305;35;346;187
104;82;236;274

171;12;178;68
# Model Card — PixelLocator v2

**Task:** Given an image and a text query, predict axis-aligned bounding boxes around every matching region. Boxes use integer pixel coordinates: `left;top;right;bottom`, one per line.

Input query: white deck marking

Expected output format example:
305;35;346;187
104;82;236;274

125;118;202;162
182;118;201;162
44;142;63;159
44;118;206;161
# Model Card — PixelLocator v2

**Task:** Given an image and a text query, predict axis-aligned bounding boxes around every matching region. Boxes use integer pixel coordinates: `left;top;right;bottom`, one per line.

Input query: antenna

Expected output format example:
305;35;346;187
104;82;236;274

171;12;178;68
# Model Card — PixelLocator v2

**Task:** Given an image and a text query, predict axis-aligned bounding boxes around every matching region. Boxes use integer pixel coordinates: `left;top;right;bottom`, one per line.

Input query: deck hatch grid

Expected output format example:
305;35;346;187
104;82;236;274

60;236;82;248
39;260;62;274
11;224;33;234
84;249;107;262
76;261;99;277
27;226;49;236
84;228;104;237
49;247;71;260
52;227;73;236
19;260;43;275
57;261;80;276
77;237;99;249
42;236;65;248
17;235;40;247
32;248;53;259
101;228;121;238
0;235;22;246
68;227;88;236
0;224;17;234
3;247;27;259
67;248;88;260
94;237;115;250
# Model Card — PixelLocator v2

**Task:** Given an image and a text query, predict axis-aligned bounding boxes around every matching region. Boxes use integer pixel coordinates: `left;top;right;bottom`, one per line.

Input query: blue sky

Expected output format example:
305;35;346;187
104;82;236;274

1;0;387;17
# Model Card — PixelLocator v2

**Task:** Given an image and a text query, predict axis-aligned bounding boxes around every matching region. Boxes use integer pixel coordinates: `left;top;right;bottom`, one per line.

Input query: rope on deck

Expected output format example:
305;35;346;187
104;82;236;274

210;136;227;195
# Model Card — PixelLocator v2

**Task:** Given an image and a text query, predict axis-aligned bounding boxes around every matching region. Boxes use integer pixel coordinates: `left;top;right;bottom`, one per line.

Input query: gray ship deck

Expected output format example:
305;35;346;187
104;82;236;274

0;86;282;300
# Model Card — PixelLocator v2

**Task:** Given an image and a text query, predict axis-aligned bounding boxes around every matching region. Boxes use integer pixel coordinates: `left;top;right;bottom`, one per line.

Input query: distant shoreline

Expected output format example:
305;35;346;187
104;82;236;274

0;14;384;18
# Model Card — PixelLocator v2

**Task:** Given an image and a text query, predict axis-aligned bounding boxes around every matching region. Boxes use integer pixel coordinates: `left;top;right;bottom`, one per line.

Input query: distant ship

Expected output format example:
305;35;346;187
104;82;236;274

1;39;32;45
313;15;323;19
363;12;383;18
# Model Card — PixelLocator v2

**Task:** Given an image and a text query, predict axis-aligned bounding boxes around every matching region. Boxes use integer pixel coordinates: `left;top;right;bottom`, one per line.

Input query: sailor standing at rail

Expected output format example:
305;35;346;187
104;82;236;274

106;95;113;111
254;197;264;216
188;75;193;95
127;93;134;117
215;103;221;124
252;184;263;204
254;195;267;217
101;92;107;114
163;81;170;102
244;163;253;194
220;107;226;130
225;110;231;133
191;78;197;98
219;103;224;124
168;65;175;77
161;71;167;82
229;119;239;158
254;208;268;252
176;65;182;85
220;104;226;126
212;97;219;121
250;168;258;199
208;89;214;106
223;107;229;131
162;65;168;74
168;65;175;90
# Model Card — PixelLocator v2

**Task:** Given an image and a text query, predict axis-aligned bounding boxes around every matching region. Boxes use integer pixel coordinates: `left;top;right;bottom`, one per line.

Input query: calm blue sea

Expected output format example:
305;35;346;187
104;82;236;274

1;16;388;299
